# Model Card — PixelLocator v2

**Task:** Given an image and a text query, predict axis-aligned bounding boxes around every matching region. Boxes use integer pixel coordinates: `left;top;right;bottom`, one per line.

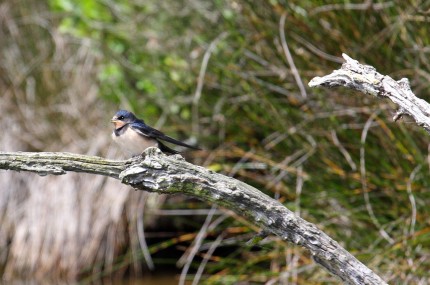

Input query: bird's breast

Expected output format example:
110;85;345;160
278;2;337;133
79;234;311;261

112;127;158;156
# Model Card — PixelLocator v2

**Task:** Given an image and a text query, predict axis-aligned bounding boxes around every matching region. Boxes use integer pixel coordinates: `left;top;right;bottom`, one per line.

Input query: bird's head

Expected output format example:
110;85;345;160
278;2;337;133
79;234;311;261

111;110;136;129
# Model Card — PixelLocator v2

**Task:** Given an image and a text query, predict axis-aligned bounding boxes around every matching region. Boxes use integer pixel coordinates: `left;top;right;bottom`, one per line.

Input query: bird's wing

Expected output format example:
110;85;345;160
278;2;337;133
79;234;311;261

130;121;200;150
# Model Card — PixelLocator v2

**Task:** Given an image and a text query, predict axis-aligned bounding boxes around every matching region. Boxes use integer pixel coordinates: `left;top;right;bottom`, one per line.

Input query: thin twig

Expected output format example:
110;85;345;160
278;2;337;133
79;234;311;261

192;32;228;135
279;12;307;99
360;112;394;244
331;130;357;171
191;233;225;285
310;0;394;16
178;205;217;285
406;165;420;236
137;193;154;270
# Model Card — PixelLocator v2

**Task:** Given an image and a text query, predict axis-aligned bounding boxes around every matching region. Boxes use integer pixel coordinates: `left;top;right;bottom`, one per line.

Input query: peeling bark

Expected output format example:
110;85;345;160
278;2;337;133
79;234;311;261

309;53;430;133
0;149;387;284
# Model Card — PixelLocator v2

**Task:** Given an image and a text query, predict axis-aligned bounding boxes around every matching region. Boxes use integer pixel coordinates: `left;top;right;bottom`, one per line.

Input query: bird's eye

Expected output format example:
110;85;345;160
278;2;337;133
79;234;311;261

118;116;124;120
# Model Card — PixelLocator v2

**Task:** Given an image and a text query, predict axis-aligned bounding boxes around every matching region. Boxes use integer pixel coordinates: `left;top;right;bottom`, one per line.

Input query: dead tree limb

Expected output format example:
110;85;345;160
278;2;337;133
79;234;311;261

309;53;430;133
0;149;387;284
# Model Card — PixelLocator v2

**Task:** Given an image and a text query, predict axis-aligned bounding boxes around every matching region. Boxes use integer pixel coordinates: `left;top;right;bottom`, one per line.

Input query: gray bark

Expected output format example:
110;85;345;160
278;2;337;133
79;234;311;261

309;53;430;133
0;148;387;284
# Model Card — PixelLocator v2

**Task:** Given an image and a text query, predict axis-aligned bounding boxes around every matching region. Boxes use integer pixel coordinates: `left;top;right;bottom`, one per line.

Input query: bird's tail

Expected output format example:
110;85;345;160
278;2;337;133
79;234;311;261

157;141;180;154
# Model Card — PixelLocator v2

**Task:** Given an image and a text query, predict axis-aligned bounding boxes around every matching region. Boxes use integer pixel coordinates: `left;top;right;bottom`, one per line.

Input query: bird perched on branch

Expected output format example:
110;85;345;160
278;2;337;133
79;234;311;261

111;110;200;156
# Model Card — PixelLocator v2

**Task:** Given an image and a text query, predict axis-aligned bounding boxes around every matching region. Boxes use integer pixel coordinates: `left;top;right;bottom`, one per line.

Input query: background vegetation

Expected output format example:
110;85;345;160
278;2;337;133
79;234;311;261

1;0;430;284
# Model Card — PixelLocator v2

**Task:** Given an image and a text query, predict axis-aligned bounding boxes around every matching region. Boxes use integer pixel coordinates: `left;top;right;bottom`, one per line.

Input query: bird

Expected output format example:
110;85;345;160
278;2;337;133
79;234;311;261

111;110;200;156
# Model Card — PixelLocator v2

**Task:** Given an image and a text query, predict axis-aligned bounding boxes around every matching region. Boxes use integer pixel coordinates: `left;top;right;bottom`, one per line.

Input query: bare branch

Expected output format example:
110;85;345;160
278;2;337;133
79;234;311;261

0;149;387;284
0;151;124;177
309;53;430;133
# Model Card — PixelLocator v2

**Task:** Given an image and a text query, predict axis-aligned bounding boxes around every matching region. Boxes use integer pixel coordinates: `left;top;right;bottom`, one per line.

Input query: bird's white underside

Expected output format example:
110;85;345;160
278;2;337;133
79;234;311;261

112;127;158;156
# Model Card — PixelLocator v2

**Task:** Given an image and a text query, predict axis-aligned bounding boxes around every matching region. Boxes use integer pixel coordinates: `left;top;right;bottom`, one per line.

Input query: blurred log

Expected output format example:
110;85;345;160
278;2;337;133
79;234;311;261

309;53;430;133
0;148;387;285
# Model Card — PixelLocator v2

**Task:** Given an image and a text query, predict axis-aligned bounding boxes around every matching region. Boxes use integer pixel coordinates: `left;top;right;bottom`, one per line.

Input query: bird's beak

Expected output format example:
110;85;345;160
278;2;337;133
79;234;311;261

111;117;125;129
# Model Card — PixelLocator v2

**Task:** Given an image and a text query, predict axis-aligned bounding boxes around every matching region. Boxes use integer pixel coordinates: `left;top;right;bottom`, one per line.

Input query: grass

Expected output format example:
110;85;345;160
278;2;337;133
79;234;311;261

1;0;430;283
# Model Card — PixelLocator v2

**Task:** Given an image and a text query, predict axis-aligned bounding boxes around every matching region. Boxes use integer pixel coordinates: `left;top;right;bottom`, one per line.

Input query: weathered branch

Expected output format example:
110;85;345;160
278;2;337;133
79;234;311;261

0;149;387;284
309;53;430;133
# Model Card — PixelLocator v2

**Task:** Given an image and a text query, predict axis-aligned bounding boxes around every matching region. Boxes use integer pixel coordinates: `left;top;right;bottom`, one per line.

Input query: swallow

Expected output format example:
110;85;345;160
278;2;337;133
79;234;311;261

111;110;200;156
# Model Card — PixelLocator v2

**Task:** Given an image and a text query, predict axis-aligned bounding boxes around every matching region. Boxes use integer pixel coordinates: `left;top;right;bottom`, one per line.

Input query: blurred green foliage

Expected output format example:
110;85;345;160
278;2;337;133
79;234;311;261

42;0;430;283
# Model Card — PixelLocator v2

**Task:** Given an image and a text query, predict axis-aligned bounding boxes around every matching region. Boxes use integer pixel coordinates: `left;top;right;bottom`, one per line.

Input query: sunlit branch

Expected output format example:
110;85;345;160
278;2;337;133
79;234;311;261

0;148;387;285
